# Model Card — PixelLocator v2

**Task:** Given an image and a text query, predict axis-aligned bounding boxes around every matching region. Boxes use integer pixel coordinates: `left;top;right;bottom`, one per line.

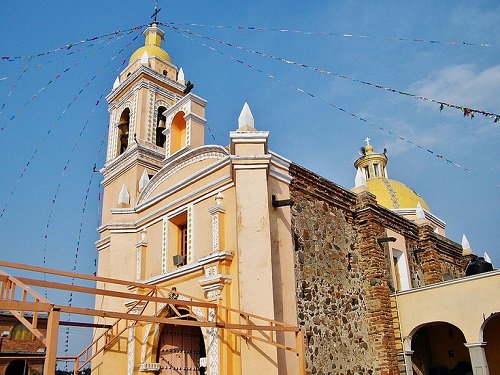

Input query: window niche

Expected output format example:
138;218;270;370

169;211;188;267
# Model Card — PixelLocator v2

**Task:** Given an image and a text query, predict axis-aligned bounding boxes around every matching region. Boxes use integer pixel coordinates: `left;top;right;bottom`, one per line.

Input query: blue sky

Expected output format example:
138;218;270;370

1;0;499;358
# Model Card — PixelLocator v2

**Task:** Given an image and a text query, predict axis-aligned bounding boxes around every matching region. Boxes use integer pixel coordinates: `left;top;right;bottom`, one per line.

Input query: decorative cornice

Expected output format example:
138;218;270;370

392;208;446;228
107;65;184;103
138;145;229;203
144;251;234;285
101;143;164;187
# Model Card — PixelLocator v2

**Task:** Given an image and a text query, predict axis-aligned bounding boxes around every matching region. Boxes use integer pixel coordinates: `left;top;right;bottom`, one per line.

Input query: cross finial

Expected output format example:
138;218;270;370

364;137;371;146
151;0;161;23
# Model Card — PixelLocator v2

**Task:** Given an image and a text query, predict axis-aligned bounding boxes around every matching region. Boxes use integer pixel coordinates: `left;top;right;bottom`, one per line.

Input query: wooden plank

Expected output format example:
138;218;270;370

0;260;155;290
18;276;216;309
0;300;53;312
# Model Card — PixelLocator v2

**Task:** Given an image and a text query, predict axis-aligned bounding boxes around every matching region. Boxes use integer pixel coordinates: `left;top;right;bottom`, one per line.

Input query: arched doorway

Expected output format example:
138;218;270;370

411;322;471;375
483;313;500;374
5;359;29;375
157;323;206;375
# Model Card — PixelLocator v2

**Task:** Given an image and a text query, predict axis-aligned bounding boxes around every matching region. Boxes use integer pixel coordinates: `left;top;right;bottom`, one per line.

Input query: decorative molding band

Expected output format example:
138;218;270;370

107;65;183;103
393;269;500;297
392;208;446;228
144;251;234;285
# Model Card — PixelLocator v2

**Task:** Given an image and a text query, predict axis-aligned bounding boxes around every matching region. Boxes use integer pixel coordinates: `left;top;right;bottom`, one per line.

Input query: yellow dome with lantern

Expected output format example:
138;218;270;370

354;140;431;211
365;178;430;211
129;23;171;64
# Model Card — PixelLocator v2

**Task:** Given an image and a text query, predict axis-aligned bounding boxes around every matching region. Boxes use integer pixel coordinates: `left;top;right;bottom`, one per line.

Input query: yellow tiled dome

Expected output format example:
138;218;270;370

366;178;430;211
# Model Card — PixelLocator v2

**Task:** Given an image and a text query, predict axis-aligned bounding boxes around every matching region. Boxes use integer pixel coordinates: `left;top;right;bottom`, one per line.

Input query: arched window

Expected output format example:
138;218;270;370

170;111;186;154
11;324;32;341
155;106;167;147
117;108;130;155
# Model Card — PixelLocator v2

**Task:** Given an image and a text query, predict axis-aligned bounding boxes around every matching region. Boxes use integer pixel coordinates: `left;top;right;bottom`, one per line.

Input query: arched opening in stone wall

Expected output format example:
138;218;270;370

410;322;471;375
483;312;500;375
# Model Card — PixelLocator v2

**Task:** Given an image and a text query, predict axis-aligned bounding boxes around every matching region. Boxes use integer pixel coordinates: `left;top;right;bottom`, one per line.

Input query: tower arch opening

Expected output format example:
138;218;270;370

170;111;187;155
118;108;130;155
156;106;167;148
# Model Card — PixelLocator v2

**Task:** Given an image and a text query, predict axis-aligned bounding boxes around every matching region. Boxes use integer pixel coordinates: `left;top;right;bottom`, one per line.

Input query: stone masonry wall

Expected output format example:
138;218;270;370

290;165;374;375
289;163;471;375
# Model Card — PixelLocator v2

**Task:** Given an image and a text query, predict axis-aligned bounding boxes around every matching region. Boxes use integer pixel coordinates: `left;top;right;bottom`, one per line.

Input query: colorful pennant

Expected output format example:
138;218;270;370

0;24;146;63
165;24;500;124
175;30;499;188
163;21;495;48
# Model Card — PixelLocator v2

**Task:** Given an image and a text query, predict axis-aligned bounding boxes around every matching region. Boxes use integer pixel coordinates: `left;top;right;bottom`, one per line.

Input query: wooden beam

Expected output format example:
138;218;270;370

0;300;52;312
59;321;112;329
0;260;155;290
17;276;216;309
44;308;60;375
59;305;217;328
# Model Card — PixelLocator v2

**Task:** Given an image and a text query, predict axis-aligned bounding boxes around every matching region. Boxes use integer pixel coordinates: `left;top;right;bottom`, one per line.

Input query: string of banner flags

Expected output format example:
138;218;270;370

174;28;499;188
162;23;500;124
0;32;133;130
0;24;146;63
164;21;496;48
1;32;141;222
0;31;133;119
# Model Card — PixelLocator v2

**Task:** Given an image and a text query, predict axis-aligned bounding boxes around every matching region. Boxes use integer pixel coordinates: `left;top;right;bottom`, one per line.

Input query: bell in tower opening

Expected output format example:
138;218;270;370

118;108;130;155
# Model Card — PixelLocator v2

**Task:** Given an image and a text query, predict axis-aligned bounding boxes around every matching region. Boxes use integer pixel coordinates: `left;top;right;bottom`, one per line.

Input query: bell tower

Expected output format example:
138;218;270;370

100;22;207;225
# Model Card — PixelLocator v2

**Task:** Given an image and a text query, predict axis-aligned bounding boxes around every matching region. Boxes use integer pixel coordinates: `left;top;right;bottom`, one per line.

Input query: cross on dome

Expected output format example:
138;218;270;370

364;137;371;146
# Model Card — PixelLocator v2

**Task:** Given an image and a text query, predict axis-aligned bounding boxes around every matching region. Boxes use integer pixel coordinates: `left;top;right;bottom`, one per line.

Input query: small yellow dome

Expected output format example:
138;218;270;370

129;24;171;64
129;45;171;64
366;178;431;211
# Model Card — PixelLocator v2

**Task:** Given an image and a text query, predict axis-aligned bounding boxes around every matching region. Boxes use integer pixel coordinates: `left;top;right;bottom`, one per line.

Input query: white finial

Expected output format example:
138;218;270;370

215;191;224;206
238;102;256;131
140;51;149;65
178;67;185;84
462;234;471;251
112;76;120;90
118;184;130;205
354;167;367;188
415;202;425;220
484;252;492;264
139;170;150;192
364;137;371;146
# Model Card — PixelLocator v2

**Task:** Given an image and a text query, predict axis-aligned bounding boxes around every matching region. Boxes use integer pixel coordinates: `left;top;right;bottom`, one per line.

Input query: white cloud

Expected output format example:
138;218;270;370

409;64;500;113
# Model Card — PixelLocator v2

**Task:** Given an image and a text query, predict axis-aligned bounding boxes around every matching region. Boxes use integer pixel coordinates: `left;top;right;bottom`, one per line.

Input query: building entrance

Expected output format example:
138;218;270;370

158;324;206;375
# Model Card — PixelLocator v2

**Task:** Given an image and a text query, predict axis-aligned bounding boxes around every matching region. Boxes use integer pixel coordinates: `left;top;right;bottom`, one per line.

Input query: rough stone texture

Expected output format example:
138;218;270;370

290;165;376;375
289;163;471;375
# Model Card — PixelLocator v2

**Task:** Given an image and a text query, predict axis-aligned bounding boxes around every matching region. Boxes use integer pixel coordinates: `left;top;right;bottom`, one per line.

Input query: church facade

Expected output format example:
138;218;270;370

93;23;499;375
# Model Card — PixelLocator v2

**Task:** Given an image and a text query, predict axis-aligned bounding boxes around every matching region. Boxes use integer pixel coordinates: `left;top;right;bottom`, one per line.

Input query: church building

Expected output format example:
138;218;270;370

93;22;499;375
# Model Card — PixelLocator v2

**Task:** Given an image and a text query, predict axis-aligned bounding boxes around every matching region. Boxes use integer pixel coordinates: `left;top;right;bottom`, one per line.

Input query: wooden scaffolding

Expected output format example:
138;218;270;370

0;260;306;375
